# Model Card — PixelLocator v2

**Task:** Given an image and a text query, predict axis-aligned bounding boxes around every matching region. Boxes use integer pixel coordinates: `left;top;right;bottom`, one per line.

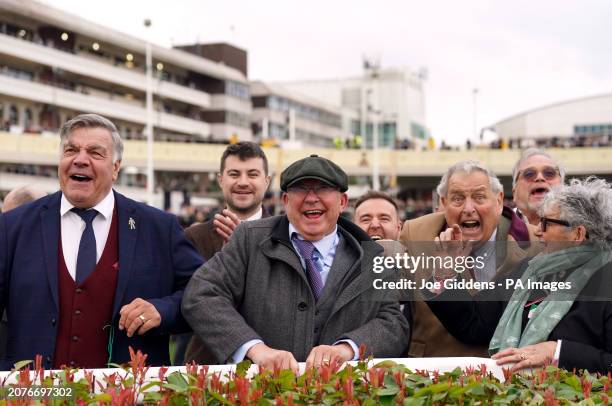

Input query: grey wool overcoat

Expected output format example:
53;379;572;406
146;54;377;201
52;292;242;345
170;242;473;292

182;215;410;364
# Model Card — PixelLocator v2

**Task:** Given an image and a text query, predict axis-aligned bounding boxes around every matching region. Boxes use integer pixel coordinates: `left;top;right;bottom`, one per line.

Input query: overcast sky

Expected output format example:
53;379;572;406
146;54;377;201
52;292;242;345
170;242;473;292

43;0;612;146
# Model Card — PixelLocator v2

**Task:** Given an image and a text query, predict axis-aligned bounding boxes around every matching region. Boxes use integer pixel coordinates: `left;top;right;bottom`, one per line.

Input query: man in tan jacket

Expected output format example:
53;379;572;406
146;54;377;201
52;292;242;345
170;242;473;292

400;160;538;357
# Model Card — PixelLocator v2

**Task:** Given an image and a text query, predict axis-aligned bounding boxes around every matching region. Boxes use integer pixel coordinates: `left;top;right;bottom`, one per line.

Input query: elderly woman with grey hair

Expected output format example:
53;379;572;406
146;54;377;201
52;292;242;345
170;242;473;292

426;177;612;373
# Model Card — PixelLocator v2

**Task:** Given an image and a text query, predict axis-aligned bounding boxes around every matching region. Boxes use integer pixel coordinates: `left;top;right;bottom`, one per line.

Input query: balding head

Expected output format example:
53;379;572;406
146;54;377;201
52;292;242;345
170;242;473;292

2;186;46;213
354;191;402;241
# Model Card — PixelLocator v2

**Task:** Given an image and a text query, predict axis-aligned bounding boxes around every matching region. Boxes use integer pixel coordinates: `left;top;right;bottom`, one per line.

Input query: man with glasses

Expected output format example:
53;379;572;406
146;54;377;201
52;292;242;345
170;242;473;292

183;154;409;371
512;148;565;226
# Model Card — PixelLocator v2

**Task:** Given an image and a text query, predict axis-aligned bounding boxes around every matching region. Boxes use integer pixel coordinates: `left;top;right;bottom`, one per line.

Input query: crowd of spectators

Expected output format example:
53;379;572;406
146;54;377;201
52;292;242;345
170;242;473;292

173;192;433;230
2;113;612;375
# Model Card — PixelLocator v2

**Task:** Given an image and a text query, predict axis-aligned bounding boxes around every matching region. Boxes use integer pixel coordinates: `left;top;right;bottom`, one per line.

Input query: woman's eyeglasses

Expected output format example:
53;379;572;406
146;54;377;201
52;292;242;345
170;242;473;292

539;217;571;232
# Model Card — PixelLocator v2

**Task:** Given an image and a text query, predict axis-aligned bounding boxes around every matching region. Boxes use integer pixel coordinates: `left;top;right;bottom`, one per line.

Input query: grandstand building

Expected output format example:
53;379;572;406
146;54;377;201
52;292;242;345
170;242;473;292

492;93;612;148
0;0;434;209
280;66;429;149
8;0;610;212
0;0;254;205
0;0;251;142
250;81;349;148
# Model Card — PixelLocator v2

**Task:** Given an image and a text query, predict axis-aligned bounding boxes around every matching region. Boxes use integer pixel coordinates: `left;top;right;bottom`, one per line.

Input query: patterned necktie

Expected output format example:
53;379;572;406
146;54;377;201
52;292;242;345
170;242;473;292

71;208;99;284
292;235;324;300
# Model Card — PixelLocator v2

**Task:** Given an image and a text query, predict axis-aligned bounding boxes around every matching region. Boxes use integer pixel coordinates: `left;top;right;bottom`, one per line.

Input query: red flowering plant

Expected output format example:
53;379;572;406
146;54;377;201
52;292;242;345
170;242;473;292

1;348;612;405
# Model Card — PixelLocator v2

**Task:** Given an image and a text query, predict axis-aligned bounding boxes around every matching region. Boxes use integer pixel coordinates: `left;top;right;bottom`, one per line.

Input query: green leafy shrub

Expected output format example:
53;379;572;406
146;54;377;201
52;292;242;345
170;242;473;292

1;349;610;405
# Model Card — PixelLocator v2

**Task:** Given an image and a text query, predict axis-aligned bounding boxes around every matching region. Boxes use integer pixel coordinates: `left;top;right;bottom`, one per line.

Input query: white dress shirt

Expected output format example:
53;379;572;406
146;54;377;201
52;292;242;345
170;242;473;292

472;229;498;283
243;207;263;221
60;190;115;281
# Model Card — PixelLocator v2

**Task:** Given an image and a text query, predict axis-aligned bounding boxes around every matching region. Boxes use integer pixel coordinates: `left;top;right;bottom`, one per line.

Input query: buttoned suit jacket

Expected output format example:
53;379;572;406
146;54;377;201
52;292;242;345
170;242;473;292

399;209;538;358
0;190;203;370
182;215;410;364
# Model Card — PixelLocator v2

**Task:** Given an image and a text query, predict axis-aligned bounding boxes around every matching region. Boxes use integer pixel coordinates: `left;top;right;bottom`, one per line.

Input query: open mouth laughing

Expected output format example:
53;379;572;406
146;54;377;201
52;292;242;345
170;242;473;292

530;186;549;200
303;209;324;220
69;173;93;183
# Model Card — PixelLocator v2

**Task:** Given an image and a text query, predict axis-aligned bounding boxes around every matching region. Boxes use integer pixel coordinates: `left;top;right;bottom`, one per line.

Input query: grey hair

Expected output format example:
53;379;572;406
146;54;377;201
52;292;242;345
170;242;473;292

512;148;565;188
540;177;612;245
436;160;503;197
59;113;124;163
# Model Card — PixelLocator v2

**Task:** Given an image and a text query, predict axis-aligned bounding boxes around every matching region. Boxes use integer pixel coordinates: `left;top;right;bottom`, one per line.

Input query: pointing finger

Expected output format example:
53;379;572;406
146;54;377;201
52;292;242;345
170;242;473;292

451;224;463;241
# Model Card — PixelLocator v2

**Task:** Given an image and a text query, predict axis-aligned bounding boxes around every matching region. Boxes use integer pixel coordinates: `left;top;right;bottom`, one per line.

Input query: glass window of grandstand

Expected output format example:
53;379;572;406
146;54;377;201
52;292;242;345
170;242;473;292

24;108;33;130
269;122;287;140
362;122;395;148
267;96;280;111
574;124;612;135
226;81;250;100
295;130;317;147
411;122;427;140
350;120;361;135
226;111;250;128
381;122;396;146
9;105;18;125
279;98;289;113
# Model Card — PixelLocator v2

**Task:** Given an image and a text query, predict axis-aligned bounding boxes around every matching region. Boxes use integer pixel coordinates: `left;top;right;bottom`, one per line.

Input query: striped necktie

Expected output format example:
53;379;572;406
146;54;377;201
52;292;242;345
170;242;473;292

292;235;324;300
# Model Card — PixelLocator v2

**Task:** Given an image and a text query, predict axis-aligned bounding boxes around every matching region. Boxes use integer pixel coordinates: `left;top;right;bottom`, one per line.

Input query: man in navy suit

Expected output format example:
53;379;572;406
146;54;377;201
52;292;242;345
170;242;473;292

0;113;203;370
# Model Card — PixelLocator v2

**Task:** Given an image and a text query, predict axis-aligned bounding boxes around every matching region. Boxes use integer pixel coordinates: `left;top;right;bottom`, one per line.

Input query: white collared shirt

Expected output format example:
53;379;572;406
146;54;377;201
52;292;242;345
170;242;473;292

472;229;498;282
60;189;115;280
244;207;263;221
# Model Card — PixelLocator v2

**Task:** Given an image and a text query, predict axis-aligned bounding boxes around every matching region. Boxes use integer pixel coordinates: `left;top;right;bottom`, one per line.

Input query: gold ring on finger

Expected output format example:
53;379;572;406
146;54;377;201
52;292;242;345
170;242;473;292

139;314;146;323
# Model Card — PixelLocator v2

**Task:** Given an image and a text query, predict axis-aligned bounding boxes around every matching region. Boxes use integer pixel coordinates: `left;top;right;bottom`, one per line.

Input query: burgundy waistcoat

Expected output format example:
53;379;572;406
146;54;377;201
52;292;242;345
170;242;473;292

53;207;119;369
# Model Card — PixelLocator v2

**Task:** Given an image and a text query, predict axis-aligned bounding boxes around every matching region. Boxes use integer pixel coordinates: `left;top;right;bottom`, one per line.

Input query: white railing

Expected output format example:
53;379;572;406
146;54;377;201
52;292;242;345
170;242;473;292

0;357;505;385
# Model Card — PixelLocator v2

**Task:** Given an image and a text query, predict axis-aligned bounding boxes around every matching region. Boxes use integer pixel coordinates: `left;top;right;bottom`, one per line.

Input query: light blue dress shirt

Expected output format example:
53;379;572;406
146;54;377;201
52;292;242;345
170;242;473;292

230;223;359;363
289;223;338;284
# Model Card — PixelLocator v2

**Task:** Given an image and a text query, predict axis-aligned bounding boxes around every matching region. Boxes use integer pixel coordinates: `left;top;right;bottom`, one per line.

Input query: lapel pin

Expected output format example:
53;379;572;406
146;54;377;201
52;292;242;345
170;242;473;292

128;217;136;230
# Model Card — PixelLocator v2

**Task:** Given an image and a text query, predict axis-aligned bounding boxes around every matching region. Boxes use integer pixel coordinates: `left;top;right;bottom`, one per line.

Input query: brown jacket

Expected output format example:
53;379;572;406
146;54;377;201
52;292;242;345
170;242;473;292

183;208;270;363
399;208;538;357
185;219;224;263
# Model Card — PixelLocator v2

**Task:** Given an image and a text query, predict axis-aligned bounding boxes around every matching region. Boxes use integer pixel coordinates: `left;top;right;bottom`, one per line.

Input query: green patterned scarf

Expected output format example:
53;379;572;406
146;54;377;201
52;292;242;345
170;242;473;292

489;244;612;355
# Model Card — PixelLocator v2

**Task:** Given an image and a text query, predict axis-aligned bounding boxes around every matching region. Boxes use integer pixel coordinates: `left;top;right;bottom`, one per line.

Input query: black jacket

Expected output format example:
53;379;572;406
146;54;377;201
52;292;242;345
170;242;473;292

427;259;612;373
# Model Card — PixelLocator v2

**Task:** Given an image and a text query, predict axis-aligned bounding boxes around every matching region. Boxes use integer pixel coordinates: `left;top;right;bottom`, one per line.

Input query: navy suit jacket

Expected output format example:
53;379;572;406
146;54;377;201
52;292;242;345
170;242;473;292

0;190;204;370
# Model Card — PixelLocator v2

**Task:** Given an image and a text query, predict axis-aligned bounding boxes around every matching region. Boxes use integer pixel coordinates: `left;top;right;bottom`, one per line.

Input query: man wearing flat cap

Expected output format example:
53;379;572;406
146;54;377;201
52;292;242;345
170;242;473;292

183;154;409;371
